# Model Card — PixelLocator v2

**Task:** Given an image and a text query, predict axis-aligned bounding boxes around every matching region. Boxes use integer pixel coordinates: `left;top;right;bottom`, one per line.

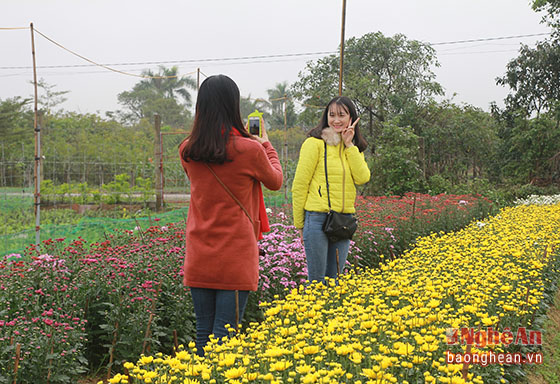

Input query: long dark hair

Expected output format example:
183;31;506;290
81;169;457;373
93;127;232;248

181;75;250;163
308;96;368;152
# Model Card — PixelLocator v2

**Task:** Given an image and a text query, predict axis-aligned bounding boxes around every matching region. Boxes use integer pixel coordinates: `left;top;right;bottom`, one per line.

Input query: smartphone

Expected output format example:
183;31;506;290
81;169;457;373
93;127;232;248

249;116;261;136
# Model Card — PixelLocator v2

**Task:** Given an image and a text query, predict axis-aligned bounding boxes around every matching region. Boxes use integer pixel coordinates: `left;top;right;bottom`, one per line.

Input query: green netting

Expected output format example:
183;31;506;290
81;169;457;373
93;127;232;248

264;193;291;207
0;207;190;256
0;195;31;210
0;191;292;256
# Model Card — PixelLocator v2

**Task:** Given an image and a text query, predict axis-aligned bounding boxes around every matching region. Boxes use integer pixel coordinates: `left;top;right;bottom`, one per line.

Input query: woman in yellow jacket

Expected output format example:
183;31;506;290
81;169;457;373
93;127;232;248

292;96;370;283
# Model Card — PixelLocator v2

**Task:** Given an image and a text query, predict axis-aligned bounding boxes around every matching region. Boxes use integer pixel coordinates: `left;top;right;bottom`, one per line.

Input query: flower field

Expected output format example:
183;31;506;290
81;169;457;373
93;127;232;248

0;193;541;384
352;193;493;268
111;203;560;384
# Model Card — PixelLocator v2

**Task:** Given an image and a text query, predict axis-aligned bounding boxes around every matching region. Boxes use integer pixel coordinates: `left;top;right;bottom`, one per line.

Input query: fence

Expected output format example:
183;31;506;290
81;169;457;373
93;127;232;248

0;157;154;188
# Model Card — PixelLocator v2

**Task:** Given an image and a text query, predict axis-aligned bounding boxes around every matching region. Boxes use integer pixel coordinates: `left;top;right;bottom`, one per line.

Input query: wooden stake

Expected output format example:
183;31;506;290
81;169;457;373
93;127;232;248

133;218;145;244
388;247;395;261
173;329;179;355
46;343;54;384
411;195;417;222
235;290;240;333
336;248;343;301
461;344;471;380
181;210;187;227
142;312;154;356
106;321;119;382
142;290;159;355
336;248;340;279
13;343;21;384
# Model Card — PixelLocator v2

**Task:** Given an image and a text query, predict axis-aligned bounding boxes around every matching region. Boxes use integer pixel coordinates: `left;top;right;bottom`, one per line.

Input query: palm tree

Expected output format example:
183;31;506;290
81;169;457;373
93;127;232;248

266;82;297;129
117;66;196;125
267;82;290;114
137;66;197;107
240;95;268;121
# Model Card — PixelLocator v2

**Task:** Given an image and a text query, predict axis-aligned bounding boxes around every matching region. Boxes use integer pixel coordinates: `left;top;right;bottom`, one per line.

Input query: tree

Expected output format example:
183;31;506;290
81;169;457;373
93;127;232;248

414;101;499;184
134;66;196;104
494;5;560;184
36;78;69;116
493;110;560;183
0;97;32;147
40;112;153;185
239;96;268;123
368;121;424;195
0;98;34;187
292;32;443;147
496;40;560;120
266;82;297;130
117;66;196;127
532;0;560;32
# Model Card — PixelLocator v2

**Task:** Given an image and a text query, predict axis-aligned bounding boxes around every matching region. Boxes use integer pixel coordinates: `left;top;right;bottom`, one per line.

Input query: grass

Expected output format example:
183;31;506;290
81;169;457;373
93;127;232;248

528;286;560;384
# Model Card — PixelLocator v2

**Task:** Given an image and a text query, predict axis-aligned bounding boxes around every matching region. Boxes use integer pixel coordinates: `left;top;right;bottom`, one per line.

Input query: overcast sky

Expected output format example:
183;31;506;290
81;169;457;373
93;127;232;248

0;0;552;115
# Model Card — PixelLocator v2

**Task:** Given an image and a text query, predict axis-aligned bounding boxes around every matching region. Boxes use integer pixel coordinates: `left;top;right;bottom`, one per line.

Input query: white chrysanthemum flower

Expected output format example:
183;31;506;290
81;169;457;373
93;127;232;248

514;194;560;206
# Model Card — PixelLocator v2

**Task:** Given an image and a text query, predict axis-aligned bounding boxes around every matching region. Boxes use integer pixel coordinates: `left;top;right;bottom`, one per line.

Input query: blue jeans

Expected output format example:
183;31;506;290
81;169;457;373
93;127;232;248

189;287;249;356
303;211;350;283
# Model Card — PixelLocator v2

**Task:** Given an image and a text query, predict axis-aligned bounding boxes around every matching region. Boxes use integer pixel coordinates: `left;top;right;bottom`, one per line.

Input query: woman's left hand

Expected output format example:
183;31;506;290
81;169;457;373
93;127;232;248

342;117;360;148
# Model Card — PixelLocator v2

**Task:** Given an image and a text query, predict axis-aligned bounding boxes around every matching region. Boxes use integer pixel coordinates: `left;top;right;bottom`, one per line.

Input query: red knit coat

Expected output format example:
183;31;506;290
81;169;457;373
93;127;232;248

179;137;283;291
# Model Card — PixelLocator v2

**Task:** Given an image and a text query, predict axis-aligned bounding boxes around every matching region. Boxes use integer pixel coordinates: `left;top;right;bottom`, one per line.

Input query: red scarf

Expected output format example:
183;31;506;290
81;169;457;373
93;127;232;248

230;127;270;239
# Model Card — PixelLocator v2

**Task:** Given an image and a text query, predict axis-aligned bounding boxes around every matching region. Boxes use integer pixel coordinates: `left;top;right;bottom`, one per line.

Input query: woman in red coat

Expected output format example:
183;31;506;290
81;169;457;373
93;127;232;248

179;75;283;356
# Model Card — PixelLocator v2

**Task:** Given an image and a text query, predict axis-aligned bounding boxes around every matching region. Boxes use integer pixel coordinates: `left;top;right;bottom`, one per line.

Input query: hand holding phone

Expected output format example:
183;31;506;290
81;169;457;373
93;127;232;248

246;111;268;144
249;116;261;137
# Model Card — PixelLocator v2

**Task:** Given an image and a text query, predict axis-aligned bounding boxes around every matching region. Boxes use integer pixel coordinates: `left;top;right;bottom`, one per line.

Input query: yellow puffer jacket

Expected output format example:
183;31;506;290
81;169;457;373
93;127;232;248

292;127;371;229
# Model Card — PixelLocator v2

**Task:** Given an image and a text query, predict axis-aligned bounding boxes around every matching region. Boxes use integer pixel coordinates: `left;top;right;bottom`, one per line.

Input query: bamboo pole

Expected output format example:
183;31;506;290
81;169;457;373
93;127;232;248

283;95;288;202
154;114;163;211
338;0;347;96
30;22;41;245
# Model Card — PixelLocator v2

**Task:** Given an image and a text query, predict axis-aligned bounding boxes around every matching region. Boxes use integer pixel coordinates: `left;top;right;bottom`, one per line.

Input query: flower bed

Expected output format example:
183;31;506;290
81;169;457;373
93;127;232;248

108;203;560;384
352;193;494;267
0;193;495;382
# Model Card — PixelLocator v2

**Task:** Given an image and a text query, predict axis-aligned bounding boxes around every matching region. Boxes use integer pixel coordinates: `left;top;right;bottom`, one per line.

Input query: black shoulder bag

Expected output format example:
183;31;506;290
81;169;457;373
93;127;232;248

321;142;358;242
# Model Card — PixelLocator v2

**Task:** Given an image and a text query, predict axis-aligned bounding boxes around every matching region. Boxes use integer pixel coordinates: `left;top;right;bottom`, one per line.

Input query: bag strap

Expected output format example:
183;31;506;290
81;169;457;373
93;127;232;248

324;142;332;210
205;163;254;225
